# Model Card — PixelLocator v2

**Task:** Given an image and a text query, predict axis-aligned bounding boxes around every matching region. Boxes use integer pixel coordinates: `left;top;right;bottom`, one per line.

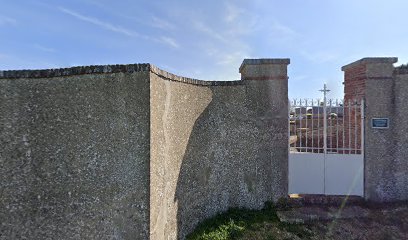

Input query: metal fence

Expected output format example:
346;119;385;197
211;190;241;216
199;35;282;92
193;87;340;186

289;99;364;154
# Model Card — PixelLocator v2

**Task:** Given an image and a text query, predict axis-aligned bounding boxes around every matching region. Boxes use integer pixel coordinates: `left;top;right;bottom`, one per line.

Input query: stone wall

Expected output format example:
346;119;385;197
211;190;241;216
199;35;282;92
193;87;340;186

391;67;408;201
342;57;408;202
1;59;290;239
0;67;151;239
150;59;289;239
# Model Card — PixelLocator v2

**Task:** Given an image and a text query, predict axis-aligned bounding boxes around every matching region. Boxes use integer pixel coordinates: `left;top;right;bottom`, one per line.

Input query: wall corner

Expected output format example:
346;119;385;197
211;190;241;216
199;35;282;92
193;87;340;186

239;58;290;81
239;58;290;201
343;57;402;202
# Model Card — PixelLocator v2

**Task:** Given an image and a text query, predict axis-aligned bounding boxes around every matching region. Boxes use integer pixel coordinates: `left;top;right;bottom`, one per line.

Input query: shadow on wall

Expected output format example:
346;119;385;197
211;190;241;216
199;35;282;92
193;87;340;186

174;86;282;239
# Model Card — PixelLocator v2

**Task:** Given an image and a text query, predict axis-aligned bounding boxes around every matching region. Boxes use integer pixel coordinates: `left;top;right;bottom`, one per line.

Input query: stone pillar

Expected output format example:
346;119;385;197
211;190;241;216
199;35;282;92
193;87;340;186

392;67;408;201
239;58;290;200
239;59;289;118
342;57;398;202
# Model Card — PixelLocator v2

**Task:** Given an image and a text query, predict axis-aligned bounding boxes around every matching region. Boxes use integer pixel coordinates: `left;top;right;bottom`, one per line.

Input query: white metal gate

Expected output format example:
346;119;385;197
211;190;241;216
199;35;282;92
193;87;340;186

288;98;364;196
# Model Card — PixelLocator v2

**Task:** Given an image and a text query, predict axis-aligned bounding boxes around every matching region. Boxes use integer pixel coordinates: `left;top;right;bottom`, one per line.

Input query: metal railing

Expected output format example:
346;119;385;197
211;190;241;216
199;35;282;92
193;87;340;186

289;99;364;154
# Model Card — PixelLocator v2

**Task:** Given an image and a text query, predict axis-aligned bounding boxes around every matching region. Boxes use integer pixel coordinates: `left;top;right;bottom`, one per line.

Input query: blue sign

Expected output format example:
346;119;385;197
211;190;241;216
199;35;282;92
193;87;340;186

372;118;389;129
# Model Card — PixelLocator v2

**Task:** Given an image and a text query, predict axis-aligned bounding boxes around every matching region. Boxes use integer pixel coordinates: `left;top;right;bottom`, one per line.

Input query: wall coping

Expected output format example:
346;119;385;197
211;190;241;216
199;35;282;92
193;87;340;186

239;58;290;73
150;65;243;86
0;63;243;86
0;63;151;79
341;57;398;71
394;64;408;75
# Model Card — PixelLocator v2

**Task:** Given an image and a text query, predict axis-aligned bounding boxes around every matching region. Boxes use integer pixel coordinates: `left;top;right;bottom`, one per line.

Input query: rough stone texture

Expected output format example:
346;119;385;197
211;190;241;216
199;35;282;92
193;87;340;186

342;57;408;202
364;75;396;202
149;75;214;240
391;73;408;201
239;58;290;80
394;64;408;75
150;59;289;239
0;72;151;239
0;64;151;79
1;59;290;240
150;65;243;86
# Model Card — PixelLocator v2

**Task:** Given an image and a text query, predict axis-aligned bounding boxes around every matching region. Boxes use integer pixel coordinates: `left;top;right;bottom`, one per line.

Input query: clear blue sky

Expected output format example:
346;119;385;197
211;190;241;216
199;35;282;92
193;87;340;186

1;0;407;99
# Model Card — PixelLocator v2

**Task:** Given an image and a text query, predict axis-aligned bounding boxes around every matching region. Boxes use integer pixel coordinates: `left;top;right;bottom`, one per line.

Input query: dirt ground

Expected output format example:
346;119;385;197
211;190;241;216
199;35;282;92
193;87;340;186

240;202;408;240
307;203;408;240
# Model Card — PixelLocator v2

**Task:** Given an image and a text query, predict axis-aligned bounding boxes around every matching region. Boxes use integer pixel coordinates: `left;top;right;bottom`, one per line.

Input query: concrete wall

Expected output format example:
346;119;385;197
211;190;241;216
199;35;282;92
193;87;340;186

392;68;408;201
150;59;289;239
0;66;151;239
342;58;408;202
1;59;290;240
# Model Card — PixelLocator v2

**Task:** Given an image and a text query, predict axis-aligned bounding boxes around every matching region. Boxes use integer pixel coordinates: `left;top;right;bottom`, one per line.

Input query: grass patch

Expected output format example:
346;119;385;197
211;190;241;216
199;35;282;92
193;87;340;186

278;222;313;239
186;201;313;240
186;202;278;240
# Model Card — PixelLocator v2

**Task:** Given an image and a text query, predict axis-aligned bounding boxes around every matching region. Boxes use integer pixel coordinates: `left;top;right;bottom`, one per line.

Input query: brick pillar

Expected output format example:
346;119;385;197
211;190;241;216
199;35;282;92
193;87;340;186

342;60;369;154
239;58;290;199
342;57;398;101
342;57;398;201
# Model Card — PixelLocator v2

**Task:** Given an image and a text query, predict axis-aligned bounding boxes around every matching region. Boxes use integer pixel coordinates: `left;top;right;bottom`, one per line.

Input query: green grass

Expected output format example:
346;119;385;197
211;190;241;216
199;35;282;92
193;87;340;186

278;222;313;239
186;202;277;240
186;201;313;240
